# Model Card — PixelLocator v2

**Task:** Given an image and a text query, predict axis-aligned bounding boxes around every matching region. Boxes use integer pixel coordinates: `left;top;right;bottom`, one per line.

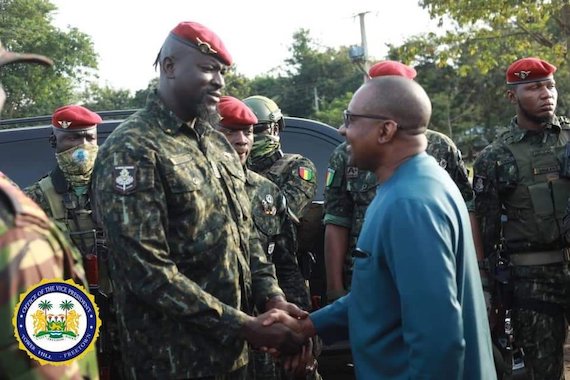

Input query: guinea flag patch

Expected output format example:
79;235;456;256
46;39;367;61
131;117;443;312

298;166;315;182
325;168;335;187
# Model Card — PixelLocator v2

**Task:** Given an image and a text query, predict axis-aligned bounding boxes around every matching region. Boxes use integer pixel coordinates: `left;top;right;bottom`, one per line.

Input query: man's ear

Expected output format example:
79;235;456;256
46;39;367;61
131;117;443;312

506;88;517;105
377;121;398;144
162;56;175;78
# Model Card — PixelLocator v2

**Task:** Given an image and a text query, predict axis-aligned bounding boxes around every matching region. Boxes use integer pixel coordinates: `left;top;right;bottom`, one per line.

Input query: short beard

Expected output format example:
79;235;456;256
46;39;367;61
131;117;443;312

518;99;554;125
196;102;220;126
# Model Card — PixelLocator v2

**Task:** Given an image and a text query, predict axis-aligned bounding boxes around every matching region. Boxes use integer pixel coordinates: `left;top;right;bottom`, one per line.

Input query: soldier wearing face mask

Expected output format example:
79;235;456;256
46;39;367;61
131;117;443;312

24;105;118;379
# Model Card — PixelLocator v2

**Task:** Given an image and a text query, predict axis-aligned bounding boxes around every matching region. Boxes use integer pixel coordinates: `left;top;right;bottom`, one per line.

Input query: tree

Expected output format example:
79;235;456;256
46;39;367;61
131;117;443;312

59;299;74;331
38;299;53;320
0;0;97;118
81;83;138;112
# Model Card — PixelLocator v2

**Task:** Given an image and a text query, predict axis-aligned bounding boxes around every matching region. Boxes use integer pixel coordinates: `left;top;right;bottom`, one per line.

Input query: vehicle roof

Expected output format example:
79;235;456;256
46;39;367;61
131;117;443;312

0;111;343;201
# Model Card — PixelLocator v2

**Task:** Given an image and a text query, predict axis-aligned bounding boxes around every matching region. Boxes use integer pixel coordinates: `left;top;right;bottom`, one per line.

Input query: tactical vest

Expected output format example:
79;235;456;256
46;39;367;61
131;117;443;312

37;174;109;293
499;129;570;251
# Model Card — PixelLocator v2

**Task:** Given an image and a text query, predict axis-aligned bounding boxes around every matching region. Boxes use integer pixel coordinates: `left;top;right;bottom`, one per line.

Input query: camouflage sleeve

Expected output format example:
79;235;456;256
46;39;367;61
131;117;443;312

93;150;250;341
23;181;53;219
272;215;310;310
323;144;352;228
282;157;318;219
472;145;505;258
0;192;95;380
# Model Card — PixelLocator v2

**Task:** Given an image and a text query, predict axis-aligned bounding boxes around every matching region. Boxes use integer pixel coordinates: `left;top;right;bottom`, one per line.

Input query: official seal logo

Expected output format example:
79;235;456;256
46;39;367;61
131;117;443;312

12;279;101;366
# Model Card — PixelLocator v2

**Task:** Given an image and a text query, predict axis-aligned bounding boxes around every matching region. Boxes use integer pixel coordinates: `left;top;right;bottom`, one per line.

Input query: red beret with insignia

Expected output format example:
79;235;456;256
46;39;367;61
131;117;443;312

170;21;232;66
218;96;258;128
52;105;102;131
506;57;557;85
368;60;417;79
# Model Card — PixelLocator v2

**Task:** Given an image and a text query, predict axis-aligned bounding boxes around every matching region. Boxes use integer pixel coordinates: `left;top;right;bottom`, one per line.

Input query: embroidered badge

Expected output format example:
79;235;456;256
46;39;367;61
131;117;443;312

267;242;276;255
346;166;358;179
514;70;531;80
12;279;101;366
473;175;486;193
298;167;315;182
325;168;335;187
113;166;136;194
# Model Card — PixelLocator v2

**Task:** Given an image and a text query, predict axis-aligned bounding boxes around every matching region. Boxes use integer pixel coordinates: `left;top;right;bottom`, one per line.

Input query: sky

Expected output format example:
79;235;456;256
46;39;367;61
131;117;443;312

50;0;439;93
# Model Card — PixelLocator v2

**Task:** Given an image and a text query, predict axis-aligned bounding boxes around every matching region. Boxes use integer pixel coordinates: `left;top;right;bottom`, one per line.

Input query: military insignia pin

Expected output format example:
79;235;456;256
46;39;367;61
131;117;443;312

58;120;71;129
439;158;447;169
473;175;485;193
113;165;136;195
514;70;531;80
196;37;218;55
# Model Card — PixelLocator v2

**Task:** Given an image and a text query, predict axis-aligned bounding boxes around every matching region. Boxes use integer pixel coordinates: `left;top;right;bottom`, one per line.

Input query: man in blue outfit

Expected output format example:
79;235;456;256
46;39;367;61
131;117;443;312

266;76;495;379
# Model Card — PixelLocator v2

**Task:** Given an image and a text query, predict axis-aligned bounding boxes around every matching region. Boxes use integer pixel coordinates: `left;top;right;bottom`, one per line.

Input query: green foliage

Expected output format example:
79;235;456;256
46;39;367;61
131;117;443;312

0;0;97;118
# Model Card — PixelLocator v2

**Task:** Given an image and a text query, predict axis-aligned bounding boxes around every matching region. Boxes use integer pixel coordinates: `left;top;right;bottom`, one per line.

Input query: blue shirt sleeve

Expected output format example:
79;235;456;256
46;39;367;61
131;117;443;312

384;198;465;379
309;294;350;344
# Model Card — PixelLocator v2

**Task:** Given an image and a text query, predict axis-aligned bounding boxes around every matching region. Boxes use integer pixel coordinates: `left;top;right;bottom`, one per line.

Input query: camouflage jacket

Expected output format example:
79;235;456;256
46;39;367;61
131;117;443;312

0;172;99;379
324;132;473;284
92;92;284;379
249;149;318;220
245;169;311;311
473;115;570;258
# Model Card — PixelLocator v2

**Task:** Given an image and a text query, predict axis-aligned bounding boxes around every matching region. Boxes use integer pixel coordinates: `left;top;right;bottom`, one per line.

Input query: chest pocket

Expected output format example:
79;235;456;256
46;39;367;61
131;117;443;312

164;154;205;194
251;193;283;238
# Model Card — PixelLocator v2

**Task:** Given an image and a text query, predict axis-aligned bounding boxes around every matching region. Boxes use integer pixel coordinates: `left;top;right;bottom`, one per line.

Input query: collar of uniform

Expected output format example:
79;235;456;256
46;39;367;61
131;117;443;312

146;90;187;134
510;115;563;142
51;166;71;193
244;167;256;186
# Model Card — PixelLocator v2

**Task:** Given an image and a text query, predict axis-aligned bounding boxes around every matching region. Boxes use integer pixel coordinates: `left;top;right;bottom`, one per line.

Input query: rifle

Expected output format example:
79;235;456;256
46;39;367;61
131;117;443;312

489;251;533;380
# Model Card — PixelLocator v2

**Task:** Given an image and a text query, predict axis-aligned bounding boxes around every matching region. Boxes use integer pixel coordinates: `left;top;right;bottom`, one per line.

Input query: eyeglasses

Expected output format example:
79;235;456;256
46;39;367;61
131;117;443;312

343;110;393;127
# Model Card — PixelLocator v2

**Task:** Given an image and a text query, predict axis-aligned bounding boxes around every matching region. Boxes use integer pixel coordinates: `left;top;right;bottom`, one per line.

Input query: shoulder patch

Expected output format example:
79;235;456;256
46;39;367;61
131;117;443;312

346;166;358;179
298;166;315;182
325;168;335;187
113;165;137;195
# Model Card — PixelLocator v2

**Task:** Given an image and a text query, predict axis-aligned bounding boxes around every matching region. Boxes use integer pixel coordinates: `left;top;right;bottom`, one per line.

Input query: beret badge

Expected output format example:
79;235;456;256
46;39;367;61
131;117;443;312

514;70;531;80
196;37;218;55
58;120;71;129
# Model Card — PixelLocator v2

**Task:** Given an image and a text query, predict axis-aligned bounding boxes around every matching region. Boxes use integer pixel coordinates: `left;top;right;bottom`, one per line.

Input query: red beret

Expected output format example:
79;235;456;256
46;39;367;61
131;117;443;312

368;60;417;79
218;96;258;128
0;40;53;68
52;105;102;131
506;57;556;85
170;21;232;66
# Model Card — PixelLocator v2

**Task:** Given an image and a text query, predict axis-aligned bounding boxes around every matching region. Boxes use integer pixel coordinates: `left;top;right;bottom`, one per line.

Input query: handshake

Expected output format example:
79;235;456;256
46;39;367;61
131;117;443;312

241;297;318;375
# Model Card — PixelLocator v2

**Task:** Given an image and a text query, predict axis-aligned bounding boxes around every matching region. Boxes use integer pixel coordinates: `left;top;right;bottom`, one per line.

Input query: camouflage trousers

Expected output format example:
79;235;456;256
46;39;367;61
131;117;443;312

248;350;323;380
511;263;570;380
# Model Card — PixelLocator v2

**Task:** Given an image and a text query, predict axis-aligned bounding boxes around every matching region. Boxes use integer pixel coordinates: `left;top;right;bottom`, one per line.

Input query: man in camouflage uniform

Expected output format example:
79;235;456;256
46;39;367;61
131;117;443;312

92;22;307;380
473;57;570;380
0;40;99;379
24;105;119;379
217;96;318;379
244;95;318;283
324;61;474;301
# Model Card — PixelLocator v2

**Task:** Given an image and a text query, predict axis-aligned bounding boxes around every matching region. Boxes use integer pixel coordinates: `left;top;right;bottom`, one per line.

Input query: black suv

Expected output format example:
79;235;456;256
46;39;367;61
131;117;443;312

0;111;355;379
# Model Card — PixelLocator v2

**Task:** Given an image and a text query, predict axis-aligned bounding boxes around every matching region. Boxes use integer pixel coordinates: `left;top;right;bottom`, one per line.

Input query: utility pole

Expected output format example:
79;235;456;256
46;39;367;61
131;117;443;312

313;87;319;112
358;11;370;82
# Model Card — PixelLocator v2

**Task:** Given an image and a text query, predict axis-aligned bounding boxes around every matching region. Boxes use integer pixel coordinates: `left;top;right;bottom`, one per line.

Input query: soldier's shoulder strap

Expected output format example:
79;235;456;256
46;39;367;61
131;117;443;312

38;175;66;220
268;153;303;177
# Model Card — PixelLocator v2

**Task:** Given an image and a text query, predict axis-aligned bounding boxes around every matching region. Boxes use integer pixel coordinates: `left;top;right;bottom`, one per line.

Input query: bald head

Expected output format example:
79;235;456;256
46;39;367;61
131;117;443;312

354;76;432;134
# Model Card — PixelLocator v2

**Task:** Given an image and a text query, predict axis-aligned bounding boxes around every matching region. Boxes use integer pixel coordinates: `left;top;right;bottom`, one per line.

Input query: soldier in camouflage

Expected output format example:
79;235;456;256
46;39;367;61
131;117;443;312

216;96;318;379
24;105;120;379
324;61;474;301
0;40;99;379
473;57;570;380
92;22;307;380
